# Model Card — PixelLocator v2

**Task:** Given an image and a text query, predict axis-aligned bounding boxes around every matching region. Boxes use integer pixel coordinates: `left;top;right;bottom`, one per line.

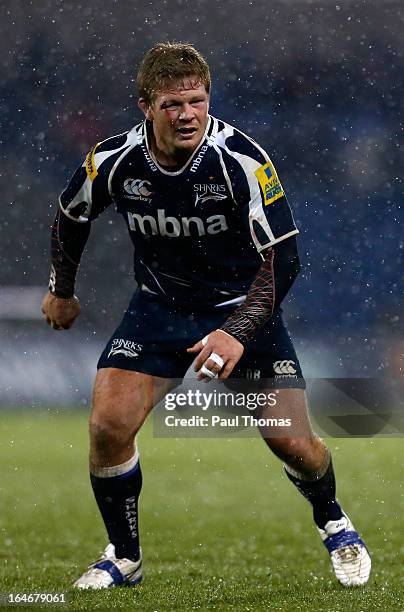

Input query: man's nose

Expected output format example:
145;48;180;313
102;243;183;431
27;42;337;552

178;104;194;120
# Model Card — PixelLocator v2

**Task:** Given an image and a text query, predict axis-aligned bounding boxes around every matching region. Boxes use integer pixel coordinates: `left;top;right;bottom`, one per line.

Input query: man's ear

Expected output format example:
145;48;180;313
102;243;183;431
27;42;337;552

138;98;153;120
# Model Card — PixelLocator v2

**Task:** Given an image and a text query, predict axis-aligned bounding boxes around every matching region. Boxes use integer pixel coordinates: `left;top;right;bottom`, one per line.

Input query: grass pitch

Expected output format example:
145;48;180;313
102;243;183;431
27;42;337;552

0;410;403;611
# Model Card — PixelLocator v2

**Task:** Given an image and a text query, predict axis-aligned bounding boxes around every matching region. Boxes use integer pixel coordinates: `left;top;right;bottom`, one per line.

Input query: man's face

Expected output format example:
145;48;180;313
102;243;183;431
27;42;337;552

139;77;209;160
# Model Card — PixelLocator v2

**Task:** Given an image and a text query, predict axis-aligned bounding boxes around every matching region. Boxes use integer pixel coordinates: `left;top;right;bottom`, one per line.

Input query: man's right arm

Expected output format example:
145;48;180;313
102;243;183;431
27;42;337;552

41;208;91;329
41;137;119;329
50;208;91;299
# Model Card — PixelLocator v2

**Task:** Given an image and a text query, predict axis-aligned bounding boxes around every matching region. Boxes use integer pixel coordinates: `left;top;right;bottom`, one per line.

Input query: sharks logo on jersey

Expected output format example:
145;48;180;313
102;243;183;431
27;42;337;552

59;116;298;307
194;183;227;206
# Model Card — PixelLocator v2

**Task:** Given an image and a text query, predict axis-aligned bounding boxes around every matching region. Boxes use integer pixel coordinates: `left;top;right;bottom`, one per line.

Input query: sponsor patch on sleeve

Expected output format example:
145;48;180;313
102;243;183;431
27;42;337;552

254;160;285;206
85;142;100;181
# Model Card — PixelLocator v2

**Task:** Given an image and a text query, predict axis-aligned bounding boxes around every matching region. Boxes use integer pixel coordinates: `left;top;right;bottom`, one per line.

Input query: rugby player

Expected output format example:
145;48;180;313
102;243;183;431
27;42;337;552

41;43;371;589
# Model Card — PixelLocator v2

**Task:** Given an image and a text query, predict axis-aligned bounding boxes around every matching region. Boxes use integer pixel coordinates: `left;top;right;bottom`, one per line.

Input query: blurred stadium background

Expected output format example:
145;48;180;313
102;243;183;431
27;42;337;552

0;0;402;407
1;3;404;607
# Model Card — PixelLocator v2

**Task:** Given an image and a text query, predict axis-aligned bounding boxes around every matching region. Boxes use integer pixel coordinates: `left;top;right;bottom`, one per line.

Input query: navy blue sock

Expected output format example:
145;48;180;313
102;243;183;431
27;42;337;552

90;456;142;561
284;457;344;529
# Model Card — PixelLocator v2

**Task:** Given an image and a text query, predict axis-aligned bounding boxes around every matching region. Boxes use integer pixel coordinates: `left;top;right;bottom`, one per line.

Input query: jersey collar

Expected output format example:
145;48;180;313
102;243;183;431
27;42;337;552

142;115;213;176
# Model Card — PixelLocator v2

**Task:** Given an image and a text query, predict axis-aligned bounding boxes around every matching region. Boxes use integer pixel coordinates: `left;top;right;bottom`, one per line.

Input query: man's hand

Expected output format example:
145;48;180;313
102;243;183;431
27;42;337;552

187;329;244;381
41;292;81;330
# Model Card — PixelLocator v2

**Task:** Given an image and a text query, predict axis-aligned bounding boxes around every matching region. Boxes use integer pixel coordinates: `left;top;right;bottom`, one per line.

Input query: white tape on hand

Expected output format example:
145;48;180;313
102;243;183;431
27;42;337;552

201;335;209;347
209;353;224;369
200;364;217;378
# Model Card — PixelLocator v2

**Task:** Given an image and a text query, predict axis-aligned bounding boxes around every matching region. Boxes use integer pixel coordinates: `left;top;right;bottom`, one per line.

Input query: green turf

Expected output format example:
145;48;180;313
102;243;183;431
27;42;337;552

0;410;403;611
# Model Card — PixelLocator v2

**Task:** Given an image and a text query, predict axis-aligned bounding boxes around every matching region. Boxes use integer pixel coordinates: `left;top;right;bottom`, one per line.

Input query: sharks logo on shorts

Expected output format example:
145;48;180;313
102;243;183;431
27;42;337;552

108;339;143;359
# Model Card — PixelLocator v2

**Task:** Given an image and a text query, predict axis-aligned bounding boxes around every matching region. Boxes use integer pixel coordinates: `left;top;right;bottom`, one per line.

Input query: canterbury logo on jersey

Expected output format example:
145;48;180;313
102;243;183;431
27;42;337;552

123;178;153;199
127;209;228;237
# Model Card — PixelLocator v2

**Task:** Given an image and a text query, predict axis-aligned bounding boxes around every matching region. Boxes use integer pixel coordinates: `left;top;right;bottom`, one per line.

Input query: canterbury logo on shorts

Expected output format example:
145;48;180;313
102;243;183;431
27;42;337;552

273;360;297;375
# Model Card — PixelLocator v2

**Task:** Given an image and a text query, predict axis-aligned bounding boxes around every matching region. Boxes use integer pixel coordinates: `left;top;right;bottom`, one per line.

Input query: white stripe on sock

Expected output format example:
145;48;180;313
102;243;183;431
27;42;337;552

90;449;139;478
284;448;331;481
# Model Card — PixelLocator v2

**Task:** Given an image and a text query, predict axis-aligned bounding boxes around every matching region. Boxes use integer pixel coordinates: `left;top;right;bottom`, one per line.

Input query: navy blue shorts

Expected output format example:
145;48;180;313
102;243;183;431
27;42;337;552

97;290;305;388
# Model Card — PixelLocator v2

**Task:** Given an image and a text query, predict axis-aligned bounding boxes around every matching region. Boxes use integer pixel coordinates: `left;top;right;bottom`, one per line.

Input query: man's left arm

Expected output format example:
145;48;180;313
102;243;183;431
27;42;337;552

188;236;301;379
188;151;301;380
220;236;301;345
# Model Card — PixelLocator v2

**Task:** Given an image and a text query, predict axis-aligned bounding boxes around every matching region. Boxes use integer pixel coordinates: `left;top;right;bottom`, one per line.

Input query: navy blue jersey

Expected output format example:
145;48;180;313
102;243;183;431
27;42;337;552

59;116;298;308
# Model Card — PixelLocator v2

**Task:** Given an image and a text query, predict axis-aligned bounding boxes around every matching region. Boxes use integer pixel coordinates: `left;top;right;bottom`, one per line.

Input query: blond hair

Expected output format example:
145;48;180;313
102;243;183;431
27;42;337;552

137;42;211;105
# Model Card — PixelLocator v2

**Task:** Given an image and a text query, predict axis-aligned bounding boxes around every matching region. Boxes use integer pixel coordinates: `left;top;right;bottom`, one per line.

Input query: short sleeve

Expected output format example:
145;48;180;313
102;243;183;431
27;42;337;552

59;132;130;223
59;142;114;223
247;158;299;253
216;123;299;255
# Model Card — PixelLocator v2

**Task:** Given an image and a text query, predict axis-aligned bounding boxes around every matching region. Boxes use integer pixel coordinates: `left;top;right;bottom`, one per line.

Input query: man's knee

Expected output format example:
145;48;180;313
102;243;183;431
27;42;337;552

89;414;137;450
89;368;156;453
265;436;316;462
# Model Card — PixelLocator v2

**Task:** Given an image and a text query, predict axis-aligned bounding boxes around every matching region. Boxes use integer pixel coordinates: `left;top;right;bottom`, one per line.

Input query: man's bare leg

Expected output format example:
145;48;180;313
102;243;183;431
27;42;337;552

89;368;171;468
257;388;342;526
258;389;328;473
257;388;371;586
74;368;173;589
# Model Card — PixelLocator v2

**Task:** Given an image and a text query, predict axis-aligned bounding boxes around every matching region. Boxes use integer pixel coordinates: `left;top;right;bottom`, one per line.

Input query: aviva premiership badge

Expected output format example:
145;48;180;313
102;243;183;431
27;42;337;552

255;160;285;205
